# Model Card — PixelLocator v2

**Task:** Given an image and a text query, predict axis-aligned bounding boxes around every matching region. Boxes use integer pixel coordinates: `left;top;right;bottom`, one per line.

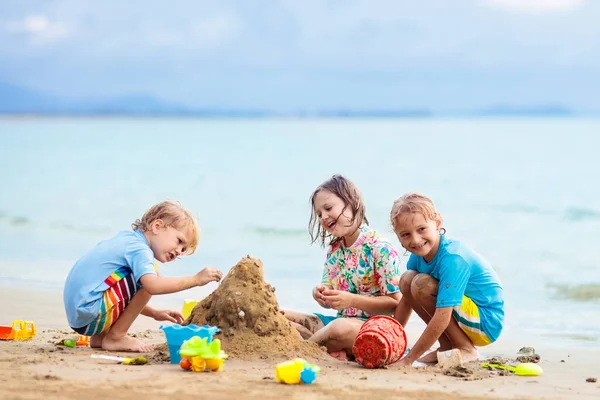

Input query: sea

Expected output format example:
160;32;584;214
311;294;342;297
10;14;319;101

1;116;599;348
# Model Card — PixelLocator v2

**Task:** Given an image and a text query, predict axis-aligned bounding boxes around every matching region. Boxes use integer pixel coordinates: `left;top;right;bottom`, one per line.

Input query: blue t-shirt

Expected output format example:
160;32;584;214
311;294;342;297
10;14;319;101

63;229;157;328
407;234;504;341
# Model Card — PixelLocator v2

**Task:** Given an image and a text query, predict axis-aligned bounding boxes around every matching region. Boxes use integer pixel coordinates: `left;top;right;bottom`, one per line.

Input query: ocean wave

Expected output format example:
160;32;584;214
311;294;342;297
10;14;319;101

563;207;600;221
545;333;599;343
0;211;111;233
0;212;31;225
250;226;307;237
491;204;600;222
56;223;111;234
493;204;550;215
10;216;30;225
548;283;600;302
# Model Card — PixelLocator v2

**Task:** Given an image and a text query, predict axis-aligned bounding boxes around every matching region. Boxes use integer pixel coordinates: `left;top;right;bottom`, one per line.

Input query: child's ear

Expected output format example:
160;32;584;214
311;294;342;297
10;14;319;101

435;214;443;231
150;219;165;233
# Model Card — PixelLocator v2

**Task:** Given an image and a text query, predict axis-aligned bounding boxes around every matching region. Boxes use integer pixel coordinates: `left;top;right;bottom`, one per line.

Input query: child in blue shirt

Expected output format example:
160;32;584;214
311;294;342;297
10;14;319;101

63;200;223;353
390;193;504;365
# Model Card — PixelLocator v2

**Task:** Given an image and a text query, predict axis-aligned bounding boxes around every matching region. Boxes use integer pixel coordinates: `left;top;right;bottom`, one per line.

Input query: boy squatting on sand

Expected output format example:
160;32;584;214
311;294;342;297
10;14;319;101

63;200;223;352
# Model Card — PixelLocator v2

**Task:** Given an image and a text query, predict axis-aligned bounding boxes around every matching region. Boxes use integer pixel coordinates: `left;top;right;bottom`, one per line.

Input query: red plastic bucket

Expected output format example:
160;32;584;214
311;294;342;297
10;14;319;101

352;315;407;369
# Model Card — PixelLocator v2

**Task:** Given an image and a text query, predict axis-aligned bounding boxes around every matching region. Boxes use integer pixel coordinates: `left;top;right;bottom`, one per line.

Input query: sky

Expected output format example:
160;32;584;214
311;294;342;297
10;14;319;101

0;0;599;111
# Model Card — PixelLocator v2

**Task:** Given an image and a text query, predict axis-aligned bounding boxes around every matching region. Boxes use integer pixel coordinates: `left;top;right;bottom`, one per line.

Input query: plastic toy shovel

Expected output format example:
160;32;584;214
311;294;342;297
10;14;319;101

481;362;543;376
91;354;148;365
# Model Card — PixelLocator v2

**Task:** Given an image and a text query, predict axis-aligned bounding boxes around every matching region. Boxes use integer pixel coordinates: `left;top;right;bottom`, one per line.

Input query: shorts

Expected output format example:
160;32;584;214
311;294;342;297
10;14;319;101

72;271;137;336
314;313;367;326
452;296;492;347
314;313;338;326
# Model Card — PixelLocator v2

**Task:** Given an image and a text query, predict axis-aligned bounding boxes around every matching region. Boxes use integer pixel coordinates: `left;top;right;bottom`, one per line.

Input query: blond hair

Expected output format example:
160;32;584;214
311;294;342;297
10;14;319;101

132;200;200;255
390;192;440;232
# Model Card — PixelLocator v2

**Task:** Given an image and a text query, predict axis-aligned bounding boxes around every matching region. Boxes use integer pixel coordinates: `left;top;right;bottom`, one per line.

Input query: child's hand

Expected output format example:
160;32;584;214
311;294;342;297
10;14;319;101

194;267;223;286
322;289;354;310
312;285;330;308
153;309;184;324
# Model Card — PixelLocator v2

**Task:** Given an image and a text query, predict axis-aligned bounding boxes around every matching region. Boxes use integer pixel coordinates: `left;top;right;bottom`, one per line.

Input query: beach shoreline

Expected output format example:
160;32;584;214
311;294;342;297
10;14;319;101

1;286;599;399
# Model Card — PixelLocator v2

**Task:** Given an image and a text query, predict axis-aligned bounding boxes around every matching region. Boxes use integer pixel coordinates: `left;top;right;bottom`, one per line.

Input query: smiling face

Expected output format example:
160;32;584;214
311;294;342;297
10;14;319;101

313;189;360;245
393;212;442;262
147;219;192;263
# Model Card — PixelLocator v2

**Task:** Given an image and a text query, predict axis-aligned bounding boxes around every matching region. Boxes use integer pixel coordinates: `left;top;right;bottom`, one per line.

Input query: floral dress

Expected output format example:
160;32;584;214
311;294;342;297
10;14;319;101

321;225;402;319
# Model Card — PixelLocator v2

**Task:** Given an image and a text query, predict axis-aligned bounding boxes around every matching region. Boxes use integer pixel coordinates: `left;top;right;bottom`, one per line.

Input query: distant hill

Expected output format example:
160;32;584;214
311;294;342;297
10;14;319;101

475;105;574;117
0;81;582;118
0;82;199;116
0;82;63;113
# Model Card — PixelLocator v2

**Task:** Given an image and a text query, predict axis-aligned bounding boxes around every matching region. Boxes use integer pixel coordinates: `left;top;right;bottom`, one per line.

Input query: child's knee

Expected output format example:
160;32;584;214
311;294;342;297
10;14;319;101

323;319;353;340
410;273;438;300
400;270;418;295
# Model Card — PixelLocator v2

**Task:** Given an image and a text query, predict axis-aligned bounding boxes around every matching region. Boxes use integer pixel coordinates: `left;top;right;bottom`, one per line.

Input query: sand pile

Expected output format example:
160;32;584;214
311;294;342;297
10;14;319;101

185;256;327;361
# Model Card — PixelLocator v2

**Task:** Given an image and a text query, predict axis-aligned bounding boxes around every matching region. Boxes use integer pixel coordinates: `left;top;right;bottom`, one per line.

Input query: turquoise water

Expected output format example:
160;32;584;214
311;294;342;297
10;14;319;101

1;117;599;346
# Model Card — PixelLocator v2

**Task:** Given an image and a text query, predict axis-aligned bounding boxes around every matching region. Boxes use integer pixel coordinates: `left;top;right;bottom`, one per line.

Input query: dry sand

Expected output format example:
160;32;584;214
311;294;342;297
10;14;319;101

185;257;328;360
1;286;599;400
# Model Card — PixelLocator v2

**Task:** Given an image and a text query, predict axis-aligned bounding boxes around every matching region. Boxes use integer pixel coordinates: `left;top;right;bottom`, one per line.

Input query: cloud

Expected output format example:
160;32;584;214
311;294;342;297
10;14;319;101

141;13;243;50
0;1;599;110
486;0;585;13
189;14;243;49
4;15;70;44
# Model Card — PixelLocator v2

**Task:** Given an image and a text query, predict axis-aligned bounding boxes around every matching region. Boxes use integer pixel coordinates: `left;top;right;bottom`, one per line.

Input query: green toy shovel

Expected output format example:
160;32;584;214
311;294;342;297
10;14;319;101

481;362;543;376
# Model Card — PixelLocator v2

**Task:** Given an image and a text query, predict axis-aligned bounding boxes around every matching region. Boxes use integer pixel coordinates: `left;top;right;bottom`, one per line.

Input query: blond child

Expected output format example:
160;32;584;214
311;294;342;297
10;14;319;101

390;193;504;365
63;200;222;352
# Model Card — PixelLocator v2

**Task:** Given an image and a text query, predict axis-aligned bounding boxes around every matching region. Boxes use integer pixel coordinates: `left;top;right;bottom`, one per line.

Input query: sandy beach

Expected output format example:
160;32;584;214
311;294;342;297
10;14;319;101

1;286;598;400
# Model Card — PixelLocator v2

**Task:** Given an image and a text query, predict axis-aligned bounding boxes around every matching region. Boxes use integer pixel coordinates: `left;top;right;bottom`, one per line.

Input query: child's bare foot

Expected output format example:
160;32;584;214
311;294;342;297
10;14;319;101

102;334;154;353
458;347;479;363
329;350;349;361
434;347;480;366
90;335;103;348
417;350;439;364
417;347;451;364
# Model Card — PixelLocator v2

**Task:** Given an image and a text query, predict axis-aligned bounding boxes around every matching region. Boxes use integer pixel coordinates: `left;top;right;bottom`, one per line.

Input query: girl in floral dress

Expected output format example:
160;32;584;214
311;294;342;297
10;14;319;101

284;175;402;360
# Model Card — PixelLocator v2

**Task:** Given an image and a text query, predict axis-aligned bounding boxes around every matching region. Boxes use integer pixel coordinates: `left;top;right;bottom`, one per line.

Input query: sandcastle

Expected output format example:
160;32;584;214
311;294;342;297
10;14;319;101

184;256;327;361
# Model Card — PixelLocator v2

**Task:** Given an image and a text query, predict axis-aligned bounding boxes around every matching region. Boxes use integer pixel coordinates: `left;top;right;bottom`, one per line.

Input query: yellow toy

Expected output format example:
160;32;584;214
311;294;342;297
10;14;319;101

179;336;228;372
275;358;320;384
0;320;36;340
181;300;199;319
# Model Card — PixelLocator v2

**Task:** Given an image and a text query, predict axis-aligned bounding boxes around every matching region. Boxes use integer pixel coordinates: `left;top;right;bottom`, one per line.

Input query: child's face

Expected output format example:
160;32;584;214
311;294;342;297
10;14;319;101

394;212;441;261
313;189;356;239
148;220;191;263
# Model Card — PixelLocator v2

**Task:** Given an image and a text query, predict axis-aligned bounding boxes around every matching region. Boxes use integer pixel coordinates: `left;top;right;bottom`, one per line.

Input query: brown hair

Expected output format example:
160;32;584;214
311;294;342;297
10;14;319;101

132;200;200;255
390;192;441;233
309;175;368;247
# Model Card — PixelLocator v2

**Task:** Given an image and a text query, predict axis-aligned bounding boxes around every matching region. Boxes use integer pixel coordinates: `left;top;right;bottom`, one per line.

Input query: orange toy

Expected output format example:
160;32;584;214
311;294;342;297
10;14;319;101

0;320;36;340
76;335;89;346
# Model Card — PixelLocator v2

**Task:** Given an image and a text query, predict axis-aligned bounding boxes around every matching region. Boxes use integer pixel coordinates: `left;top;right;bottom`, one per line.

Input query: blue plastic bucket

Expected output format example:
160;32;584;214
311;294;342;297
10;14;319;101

160;324;219;364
